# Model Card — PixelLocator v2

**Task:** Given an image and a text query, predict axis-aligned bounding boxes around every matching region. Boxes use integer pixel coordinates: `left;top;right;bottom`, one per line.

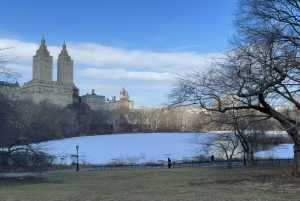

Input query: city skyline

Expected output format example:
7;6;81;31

0;0;237;108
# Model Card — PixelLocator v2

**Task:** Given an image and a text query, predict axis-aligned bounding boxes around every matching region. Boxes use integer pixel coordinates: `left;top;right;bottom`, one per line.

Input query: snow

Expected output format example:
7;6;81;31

40;133;200;165
254;144;294;159
38;133;294;165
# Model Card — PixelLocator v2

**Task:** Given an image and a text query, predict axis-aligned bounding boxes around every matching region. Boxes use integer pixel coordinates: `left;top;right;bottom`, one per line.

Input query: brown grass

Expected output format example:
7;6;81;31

0;165;299;201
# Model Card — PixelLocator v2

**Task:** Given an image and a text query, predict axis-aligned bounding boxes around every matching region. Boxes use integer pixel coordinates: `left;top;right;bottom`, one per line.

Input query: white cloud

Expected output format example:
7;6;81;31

0;38;216;72
0;39;38;64
68;43;213;74
165;44;204;51
76;68;175;81
0;39;62;64
0;37;220;107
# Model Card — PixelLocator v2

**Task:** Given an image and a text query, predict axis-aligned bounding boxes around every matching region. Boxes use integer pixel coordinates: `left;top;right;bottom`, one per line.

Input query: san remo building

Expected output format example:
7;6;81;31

19;37;79;107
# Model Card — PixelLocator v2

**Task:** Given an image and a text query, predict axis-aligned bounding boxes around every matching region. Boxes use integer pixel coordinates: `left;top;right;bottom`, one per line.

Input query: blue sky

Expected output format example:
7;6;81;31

0;0;237;108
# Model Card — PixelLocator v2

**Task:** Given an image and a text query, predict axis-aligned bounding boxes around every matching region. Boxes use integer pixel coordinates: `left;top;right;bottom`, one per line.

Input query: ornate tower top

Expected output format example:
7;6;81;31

58;41;71;59
57;41;73;84
36;36;50;56
41;35;45;45
62;40;66;51
120;87;129;101
32;36;53;82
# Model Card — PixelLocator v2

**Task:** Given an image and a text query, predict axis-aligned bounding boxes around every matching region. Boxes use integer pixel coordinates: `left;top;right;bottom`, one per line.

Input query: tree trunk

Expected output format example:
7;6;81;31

246;149;255;167
250;149;254;165
282;124;300;176
293;144;300;176
227;155;232;169
246;151;253;167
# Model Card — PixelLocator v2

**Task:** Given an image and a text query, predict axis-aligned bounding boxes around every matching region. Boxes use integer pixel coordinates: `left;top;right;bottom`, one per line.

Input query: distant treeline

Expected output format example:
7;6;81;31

0;92;290;147
0;94;190;146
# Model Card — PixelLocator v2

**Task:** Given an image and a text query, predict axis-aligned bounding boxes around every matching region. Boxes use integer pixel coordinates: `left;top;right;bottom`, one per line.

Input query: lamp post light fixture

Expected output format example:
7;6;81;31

76;145;79;171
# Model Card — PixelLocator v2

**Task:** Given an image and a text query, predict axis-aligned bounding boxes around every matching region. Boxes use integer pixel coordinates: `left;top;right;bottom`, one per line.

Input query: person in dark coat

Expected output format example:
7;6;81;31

210;154;215;163
168;157;172;169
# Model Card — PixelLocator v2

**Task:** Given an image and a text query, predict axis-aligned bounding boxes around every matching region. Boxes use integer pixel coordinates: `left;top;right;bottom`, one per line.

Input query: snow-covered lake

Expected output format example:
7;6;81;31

39;133;294;165
255;144;294;159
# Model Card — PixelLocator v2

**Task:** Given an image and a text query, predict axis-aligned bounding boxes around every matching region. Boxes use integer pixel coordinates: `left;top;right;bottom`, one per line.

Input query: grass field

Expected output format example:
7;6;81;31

0;165;299;201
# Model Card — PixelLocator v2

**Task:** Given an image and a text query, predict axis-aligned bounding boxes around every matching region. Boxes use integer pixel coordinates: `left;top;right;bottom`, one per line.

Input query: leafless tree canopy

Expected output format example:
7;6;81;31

168;0;300;176
0;47;20;82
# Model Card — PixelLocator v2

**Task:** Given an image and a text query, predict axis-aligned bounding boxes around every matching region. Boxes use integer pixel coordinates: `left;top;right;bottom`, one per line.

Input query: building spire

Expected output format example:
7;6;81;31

62;40;66;51
58;40;70;59
41;35;45;46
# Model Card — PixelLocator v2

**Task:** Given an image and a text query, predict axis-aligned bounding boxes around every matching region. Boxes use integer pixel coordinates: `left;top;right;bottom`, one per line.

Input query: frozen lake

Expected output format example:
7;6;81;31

42;133;199;164
255;143;294;159
39;133;294;165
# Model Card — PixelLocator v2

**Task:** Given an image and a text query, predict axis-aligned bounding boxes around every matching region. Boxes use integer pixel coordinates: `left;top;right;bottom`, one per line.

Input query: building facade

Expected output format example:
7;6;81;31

18;37;79;107
81;89;106;110
0;81;20;100
107;87;134;111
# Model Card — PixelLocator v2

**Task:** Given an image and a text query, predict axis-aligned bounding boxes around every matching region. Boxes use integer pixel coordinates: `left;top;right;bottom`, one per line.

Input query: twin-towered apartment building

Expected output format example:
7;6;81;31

0;37;134;111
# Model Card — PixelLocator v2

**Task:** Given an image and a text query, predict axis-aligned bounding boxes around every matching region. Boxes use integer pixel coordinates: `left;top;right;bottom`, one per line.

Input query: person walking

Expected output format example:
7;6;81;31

168;157;172;169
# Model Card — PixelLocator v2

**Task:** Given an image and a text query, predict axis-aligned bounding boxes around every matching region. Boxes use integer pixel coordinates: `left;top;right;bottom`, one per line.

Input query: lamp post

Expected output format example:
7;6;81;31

76;145;79;171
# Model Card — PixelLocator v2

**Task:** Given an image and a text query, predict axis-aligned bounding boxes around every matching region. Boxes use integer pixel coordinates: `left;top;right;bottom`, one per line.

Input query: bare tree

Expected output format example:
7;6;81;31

0;93;16;146
168;0;300;176
218;110;271;166
106;108;127;133
0;46;20;145
6;139;54;173
147;109;161;131
190;131;241;169
0;46;20;82
0;47;55;174
211;133;241;169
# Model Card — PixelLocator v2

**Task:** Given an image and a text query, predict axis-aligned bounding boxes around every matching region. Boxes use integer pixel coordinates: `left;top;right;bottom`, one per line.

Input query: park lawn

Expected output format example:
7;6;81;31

0;165;299;201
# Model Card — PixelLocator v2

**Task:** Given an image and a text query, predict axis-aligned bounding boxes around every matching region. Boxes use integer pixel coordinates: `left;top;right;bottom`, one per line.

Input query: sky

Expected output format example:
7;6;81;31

0;0;237;108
